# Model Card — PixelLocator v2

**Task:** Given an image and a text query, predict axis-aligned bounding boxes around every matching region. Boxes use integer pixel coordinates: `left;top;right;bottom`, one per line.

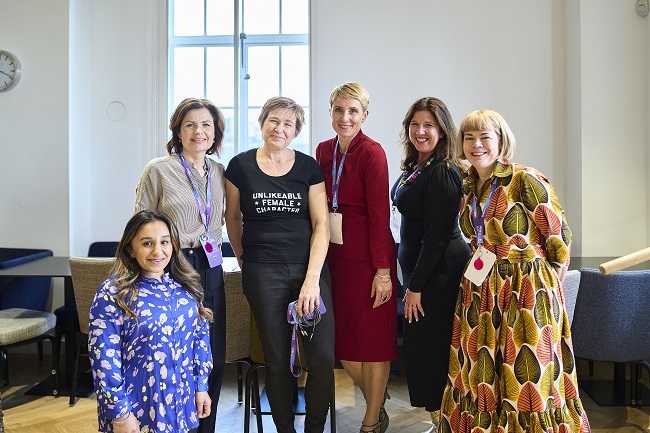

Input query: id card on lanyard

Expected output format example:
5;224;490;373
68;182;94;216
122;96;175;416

329;140;347;245
464;178;498;285
179;151;223;268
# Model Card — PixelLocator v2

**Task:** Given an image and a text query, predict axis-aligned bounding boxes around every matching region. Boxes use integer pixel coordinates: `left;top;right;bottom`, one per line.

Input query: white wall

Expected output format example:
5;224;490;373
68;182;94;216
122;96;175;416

1;0;648;272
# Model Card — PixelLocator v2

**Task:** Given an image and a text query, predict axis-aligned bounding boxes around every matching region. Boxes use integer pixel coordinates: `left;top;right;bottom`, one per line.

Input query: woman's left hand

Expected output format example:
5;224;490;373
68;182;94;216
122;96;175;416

297;274;321;317
371;268;392;308
195;391;211;418
403;289;424;323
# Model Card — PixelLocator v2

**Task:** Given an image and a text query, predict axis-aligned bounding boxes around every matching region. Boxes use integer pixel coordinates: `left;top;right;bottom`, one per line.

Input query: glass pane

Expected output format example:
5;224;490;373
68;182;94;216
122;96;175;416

218;108;236;164
207;47;235;107
172;47;205;106
281;45;309;106
173;0;205;36
247;46;279;107
292;106;310;155
207;0;234;36
247;108;263;151
281;0;308;34
244;0;279;34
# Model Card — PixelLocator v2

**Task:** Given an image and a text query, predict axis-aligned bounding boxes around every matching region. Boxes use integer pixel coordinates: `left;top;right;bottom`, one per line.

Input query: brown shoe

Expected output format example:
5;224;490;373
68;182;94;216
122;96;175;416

360;422;381;433
379;406;389;433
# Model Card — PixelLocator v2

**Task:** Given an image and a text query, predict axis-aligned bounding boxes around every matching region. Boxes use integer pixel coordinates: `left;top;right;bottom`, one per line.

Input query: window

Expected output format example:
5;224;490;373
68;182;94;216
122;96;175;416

169;0;310;163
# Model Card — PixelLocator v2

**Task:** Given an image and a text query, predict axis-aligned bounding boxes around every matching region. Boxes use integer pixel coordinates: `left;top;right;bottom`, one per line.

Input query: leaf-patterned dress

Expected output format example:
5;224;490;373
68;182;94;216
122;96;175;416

88;274;213;433
439;161;590;433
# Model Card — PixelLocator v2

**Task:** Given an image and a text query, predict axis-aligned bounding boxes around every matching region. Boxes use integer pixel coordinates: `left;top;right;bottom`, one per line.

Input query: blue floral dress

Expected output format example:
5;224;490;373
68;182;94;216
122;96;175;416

88;274;212;433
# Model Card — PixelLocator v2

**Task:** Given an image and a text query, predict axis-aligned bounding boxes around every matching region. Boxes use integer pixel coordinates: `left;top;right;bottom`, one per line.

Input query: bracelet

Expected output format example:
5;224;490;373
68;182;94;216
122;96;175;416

375;273;391;281
113;413;131;424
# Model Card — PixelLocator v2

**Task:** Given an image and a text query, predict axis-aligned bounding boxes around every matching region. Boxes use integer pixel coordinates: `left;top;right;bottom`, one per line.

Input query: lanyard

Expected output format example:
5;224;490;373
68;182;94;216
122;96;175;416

471;177;499;246
331;140;348;211
179;151;212;230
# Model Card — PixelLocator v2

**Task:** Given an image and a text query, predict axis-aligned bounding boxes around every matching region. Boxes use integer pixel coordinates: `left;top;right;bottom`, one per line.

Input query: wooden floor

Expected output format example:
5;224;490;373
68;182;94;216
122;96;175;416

1;353;650;432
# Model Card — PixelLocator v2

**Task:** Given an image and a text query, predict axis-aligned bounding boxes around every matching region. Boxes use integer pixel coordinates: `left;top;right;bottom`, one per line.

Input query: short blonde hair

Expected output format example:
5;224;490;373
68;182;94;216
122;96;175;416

258;96;305;136
458;109;516;161
329;82;370;112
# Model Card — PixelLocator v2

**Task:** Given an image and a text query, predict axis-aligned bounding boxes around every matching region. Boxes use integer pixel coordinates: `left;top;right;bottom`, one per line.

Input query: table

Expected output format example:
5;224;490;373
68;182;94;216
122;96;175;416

569;256;650;272
569;256;650;406
0;256;88;397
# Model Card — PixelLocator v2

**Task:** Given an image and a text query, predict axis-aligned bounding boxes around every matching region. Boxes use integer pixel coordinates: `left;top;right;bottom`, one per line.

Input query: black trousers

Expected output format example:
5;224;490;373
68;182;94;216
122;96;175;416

242;261;335;433
183;248;225;433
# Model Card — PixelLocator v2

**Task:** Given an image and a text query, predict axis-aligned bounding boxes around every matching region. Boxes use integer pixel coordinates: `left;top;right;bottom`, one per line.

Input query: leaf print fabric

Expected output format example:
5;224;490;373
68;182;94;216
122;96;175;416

88;274;212;433
440;161;590;433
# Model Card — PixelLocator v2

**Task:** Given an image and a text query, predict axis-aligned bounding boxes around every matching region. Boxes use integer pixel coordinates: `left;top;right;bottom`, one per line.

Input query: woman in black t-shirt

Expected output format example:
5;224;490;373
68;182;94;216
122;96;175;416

225;96;335;433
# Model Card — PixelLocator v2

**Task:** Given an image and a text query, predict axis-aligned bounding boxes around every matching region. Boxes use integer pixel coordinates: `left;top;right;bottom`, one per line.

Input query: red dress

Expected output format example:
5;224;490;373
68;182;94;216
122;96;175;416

316;131;397;362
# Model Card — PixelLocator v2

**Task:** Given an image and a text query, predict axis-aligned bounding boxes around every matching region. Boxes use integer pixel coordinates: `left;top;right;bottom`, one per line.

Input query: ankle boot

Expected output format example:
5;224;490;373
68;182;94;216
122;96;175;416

422;410;439;433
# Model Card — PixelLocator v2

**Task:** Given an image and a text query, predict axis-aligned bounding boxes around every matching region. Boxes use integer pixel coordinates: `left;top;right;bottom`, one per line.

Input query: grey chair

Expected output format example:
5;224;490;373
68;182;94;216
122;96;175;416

571;268;650;406
562;269;581;326
68;257;115;406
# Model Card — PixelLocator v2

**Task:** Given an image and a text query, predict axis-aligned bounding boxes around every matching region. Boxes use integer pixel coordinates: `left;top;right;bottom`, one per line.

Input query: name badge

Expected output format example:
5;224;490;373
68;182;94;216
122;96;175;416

200;233;223;268
390;206;401;244
464;245;496;286
329;212;343;245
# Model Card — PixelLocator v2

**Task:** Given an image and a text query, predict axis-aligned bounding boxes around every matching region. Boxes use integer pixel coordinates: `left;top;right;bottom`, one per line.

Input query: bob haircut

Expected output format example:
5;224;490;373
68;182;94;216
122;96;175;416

112;210;212;322
257;96;305;137
399;97;460;170
166;98;226;157
329;82;370;112
458;109;516;161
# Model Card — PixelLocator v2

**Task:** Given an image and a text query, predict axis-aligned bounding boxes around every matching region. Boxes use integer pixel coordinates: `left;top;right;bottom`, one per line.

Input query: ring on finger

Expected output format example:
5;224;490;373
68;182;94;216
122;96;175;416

381;295;387;301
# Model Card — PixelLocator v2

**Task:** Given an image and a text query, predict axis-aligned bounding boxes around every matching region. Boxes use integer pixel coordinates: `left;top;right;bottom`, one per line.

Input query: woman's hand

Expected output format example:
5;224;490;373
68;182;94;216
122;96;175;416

403;289;424;323
371;268;392;308
297;274;321;317
111;412;139;433
195;391;212;418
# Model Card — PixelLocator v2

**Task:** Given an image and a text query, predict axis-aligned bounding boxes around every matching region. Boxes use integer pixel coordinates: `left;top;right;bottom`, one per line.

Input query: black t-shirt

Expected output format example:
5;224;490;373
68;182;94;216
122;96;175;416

225;148;325;263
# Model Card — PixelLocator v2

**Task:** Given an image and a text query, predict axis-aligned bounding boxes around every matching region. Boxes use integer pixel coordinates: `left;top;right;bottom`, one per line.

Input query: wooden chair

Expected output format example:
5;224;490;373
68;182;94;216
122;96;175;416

224;270;252;404
68;257;115;406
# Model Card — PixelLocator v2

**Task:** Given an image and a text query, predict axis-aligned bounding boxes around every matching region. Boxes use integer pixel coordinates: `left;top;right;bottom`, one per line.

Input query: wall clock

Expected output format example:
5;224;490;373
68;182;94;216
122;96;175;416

0;50;22;92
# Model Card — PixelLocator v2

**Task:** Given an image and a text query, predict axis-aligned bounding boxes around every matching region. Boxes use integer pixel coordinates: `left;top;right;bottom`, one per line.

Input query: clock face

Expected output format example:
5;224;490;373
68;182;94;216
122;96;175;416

0;50;21;92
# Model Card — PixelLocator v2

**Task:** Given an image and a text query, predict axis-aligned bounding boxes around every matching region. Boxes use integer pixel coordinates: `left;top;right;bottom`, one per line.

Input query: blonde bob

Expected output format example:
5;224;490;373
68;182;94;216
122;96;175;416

458;109;516;161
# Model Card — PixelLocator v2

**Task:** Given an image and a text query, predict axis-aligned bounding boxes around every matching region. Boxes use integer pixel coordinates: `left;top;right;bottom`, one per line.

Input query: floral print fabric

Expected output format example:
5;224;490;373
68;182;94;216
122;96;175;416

89;274;212;433
440;162;590;433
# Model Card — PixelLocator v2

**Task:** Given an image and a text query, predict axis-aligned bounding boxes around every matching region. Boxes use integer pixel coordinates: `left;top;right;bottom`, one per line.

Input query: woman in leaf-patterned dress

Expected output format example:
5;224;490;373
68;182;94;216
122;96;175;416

438;110;590;433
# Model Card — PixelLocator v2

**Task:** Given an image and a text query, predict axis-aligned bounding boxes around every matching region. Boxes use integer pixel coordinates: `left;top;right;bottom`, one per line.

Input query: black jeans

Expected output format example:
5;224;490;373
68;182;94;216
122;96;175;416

183;248;226;433
242;261;335;433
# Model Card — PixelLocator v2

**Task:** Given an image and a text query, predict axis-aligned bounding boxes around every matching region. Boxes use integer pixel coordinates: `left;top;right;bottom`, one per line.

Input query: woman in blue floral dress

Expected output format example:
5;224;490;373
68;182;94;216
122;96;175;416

89;210;213;433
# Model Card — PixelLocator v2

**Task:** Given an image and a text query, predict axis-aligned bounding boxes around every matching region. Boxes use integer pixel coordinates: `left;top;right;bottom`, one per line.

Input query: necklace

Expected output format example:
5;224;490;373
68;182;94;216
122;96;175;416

399;157;434;186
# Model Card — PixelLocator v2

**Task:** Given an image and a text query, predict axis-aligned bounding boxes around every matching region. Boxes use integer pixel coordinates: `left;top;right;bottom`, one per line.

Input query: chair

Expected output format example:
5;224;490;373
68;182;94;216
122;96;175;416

54;242;118;364
224;270;252;404
571;268;650;406
0;247;55;385
244;317;336;433
0;308;58;394
68;257;115;406
0;390;4;433
562;269;581;326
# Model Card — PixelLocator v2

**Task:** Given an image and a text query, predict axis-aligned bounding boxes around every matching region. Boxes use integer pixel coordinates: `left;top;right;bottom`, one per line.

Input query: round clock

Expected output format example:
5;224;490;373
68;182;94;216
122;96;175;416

0;50;22;92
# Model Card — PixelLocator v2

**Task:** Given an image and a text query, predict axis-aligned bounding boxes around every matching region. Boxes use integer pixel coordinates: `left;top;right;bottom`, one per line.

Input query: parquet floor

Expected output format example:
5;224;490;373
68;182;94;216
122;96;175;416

1;353;649;432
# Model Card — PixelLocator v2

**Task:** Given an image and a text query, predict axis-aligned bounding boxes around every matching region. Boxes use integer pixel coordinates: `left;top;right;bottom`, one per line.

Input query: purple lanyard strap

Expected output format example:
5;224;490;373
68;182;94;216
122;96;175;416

471;177;499;246
179;151;212;230
331;140;348;211
287;307;305;378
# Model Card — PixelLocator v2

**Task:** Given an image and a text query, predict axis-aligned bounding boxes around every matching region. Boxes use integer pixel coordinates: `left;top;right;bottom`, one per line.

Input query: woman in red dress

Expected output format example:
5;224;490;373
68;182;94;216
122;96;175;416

316;82;397;433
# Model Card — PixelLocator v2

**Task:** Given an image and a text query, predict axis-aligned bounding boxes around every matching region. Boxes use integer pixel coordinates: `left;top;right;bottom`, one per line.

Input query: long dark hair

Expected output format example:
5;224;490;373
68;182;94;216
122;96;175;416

399;97;461;170
111;210;213;322
166;98;226;157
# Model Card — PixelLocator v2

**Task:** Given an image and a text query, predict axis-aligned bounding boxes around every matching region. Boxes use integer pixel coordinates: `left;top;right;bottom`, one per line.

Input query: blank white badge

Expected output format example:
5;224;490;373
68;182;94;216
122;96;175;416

329;212;343;244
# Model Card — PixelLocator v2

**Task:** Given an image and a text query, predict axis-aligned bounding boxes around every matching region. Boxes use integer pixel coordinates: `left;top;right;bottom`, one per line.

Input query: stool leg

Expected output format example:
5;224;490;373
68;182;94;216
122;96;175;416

330;384;336;433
